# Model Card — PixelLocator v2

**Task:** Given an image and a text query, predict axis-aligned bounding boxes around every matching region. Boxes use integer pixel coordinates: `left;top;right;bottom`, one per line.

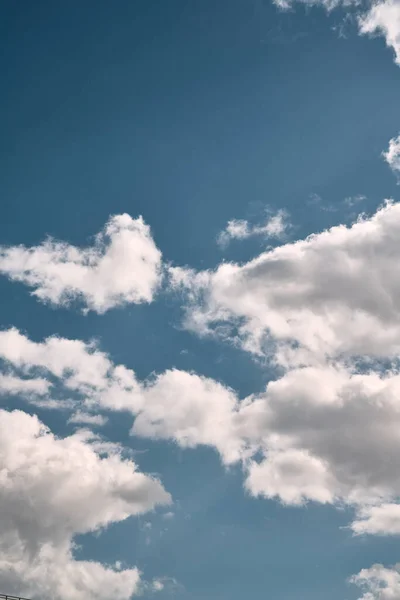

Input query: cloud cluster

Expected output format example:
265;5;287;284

0;214;163;313
171;201;400;361
5;202;400;600
165;202;400;532
6;324;400;527
0;328;243;464
0;409;170;600
217;210;289;248
3;214;400;598
1;5;400;595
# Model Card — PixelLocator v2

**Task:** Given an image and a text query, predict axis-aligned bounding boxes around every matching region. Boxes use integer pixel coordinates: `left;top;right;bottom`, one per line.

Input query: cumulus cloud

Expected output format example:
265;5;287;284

0;214;163;313
165;202;400;519
383;134;400;177
217;210;289;248
351;504;400;536
351;564;400;600
132;369;244;464
0;409;170;600
0;327;243;464
8;328;400;514
6;323;400;540
239;365;400;507
171;201;400;361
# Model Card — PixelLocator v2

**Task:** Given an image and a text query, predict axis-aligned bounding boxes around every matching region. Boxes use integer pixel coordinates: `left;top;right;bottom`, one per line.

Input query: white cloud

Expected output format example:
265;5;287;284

0;328;244;464
171;201;400;361
132;369;244;464
383;134;400;176
165;202;400;514
351;564;400;600
351;504;400;536
359;0;400;66
274;0;400;68
0;214;163;313
0;409;170;600
0;373;50;396
6;325;400;522
239;364;400;506
217;210;289;248
68;410;108;426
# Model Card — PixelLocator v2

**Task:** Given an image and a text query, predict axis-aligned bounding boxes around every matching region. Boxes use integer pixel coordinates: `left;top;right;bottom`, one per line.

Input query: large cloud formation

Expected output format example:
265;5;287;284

168;200;400;598
170;201;400;363
0;214;162;313
4;204;400;599
0;409;170;600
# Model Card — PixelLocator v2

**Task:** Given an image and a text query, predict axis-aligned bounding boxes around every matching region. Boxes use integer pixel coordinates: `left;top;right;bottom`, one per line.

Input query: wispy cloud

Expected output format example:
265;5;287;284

217;209;289;248
383;134;400;178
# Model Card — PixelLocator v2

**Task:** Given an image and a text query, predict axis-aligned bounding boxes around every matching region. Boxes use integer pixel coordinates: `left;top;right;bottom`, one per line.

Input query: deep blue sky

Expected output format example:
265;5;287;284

2;1;400;599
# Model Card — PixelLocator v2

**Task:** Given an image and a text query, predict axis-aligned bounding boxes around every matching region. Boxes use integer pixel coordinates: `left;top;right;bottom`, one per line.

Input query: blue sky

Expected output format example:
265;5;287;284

2;1;400;600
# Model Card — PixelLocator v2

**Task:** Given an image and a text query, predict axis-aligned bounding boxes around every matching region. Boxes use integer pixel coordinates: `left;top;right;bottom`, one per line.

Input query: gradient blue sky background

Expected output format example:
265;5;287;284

2;1;400;599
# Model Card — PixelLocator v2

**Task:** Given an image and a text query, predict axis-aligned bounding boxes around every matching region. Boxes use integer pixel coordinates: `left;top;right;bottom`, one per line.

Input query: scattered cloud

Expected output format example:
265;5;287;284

0;409;170;600
307;193;336;212
217;210;289;248
383;134;400;177
344;194;366;207
0;214;163;314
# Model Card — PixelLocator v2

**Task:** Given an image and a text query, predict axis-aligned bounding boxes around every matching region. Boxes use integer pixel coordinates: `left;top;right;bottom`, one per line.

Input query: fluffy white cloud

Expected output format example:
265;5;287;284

171;201;400;361
239;365;400;506
0;214;163;313
165;202;400;516
359;0;400;66
217;210;289;248
351;564;400;600
352;504;400;536
0;409;170;600
7;326;400;536
0;327;114;391
0;328;243;463
383;134;400;176
7;326;400;511
132;369;244;464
